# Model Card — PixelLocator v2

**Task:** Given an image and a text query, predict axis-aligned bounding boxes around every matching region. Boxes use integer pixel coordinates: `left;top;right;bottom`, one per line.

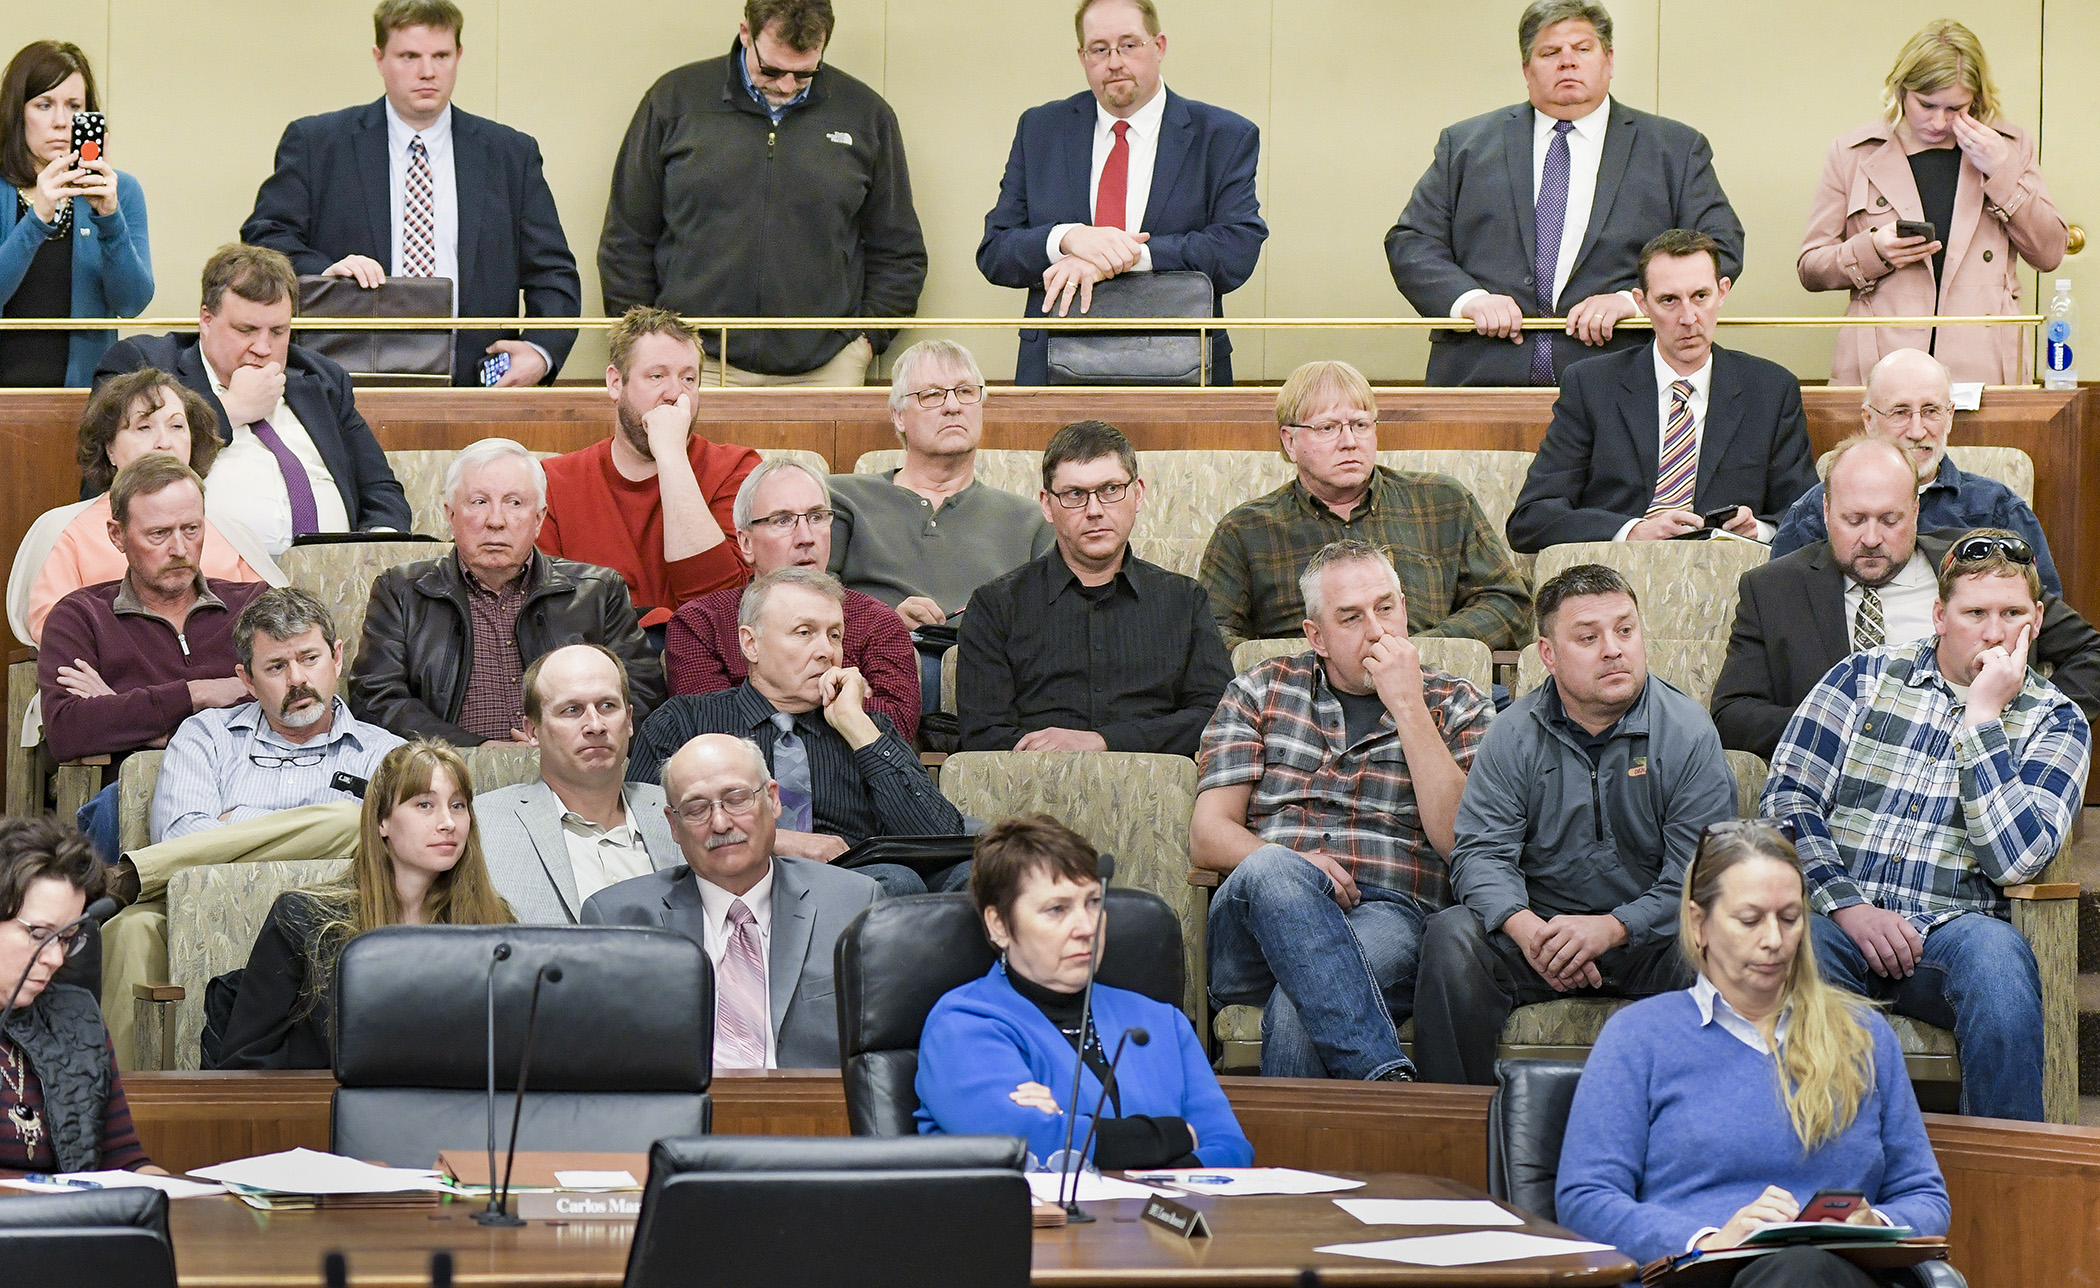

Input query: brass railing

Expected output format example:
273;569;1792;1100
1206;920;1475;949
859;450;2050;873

0;314;2046;330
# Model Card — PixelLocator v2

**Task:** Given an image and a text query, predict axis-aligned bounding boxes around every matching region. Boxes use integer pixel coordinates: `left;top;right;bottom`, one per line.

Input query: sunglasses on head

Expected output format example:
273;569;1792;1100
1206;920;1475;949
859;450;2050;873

1690;818;1797;876
1943;533;2034;571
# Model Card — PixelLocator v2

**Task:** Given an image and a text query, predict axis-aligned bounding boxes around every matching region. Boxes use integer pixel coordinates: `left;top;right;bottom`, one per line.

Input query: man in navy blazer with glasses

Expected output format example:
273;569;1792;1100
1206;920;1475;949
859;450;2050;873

241;0;580;388
978;0;1266;386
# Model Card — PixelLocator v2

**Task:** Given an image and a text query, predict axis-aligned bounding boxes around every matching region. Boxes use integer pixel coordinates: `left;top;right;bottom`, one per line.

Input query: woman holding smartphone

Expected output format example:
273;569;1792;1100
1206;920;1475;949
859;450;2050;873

1798;20;2064;387
0;40;151;388
1554;822;1948;1282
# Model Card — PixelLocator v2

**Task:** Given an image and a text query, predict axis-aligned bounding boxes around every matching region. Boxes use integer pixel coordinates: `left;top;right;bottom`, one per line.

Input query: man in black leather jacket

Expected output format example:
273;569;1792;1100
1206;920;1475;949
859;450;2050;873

347;438;665;744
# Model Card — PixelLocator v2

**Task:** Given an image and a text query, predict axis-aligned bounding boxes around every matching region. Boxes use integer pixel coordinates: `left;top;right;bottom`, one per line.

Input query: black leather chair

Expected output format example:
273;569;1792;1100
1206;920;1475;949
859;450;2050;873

1489;1059;1969;1287
835;888;1184;1136
331;924;712;1168
0;1187;175;1283
623;1134;1031;1288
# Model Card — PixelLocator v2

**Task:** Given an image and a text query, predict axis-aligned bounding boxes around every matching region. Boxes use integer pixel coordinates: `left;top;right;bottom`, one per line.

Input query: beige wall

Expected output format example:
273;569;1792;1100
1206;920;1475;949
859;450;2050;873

0;0;2084;383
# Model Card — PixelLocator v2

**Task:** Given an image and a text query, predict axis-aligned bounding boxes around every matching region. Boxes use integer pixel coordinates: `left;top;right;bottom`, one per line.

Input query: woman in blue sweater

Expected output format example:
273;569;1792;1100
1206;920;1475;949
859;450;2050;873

915;815;1252;1170
1556;821;1949;1283
0;41;152;388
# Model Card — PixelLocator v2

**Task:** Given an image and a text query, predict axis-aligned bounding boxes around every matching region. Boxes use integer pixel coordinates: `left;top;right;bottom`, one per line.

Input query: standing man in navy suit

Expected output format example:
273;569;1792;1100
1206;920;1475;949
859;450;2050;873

978;0;1266;386
240;0;580;387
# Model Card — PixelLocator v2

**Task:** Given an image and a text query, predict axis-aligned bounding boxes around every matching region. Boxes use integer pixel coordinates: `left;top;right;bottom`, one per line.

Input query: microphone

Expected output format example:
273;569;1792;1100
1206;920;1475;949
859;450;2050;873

429;1250;454;1288
1054;854;1116;1220
473;944;515;1227
1068;1026;1150;1192
323;1250;348;1288
491;962;563;1223
1;900;119;1019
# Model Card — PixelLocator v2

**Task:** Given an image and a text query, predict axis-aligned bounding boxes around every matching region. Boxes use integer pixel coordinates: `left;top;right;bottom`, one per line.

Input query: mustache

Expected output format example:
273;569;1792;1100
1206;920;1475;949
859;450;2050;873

705;827;751;851
280;684;321;711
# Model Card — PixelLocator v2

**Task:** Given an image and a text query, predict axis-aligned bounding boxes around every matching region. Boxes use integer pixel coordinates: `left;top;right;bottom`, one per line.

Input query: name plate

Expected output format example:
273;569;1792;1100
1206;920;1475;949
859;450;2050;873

1141;1195;1212;1240
516;1191;643;1222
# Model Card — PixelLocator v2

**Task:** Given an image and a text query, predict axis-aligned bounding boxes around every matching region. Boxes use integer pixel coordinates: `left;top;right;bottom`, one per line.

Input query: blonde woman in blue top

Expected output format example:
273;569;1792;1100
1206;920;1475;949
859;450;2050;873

915;815;1252;1170
1555;822;1948;1284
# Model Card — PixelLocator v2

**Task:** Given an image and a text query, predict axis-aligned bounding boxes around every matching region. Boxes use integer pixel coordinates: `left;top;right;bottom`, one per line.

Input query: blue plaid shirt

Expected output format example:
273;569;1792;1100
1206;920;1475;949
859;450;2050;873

1762;638;2089;932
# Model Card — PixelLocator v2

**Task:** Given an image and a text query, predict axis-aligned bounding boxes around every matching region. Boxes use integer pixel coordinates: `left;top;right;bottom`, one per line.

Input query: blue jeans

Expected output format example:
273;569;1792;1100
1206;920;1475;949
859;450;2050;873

1206;844;1426;1080
858;859;973;899
76;782;120;864
1810;910;2044;1121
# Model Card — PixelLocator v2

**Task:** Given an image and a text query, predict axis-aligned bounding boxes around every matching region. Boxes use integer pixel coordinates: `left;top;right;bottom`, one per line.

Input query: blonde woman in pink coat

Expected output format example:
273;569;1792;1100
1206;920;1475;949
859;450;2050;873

1798;20;2065;387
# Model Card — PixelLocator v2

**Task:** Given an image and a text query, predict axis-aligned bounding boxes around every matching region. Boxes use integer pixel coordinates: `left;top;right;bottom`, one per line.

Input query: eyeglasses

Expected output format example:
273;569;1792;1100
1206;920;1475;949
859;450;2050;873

1284;417;1379;442
1081;38;1156;62
673;787;766;826
1864;402;1952;428
754;57;821;84
7;918;92;959
249;749;325;769
1943;533;2035;570
908;383;984;409
748;507;835;532
1689;819;1799;880
1048;481;1134;509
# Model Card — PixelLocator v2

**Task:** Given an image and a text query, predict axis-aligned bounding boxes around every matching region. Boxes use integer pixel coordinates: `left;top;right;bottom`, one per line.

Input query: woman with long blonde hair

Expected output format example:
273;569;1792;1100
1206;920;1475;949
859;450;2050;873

1554;822;1948;1281
209;740;514;1069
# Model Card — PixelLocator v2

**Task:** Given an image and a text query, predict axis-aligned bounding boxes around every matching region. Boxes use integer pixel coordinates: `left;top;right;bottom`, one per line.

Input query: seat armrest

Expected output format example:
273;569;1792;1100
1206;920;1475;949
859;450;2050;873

2006;883;2080;900
130;983;186;1073
131;983;185;1002
1186;869;1219;890
62;755;112;766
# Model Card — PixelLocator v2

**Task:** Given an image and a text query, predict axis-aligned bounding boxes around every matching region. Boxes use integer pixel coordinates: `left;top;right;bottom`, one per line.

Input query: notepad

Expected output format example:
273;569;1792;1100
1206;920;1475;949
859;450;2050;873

1334;1198;1525;1227
1315;1230;1616;1266
1124;1167;1365;1196
1026;1172;1165;1203
0;1172;224;1199
554;1170;640;1190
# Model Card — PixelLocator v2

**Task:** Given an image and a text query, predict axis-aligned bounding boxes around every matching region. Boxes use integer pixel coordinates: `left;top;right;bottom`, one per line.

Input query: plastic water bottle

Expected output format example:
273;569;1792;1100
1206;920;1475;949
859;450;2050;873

2043;279;2077;390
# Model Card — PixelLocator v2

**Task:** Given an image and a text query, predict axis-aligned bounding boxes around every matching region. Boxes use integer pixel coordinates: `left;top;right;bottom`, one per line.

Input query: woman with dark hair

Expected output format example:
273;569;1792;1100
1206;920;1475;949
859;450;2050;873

209;740;516;1070
1556;822;1949;1284
913;814;1251;1170
0;814;163;1174
0;40;151;387
7;368;282;646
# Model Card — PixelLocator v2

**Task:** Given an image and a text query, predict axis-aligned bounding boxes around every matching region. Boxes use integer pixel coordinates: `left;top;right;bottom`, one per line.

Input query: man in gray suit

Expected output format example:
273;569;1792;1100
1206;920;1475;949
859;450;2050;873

476;645;681;922
581;732;883;1070
1385;0;1743;386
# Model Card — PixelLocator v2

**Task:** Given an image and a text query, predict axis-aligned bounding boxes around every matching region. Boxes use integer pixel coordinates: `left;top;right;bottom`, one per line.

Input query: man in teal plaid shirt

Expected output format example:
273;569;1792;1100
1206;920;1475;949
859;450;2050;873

1763;529;2090;1121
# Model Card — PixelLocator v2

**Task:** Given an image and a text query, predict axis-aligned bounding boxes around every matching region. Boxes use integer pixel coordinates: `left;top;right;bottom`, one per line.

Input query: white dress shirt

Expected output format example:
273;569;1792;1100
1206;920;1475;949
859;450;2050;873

695;864;778;1069
1845;551;1938;651
200;360;350;557
558;809;654;904
1451;96;1629;318
384;99;459;293
1608;344;1775;542
1047;83;1170;274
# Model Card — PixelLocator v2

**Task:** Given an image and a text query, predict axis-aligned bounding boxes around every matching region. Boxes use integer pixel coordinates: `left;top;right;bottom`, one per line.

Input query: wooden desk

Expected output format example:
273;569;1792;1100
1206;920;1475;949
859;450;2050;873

157;1173;1635;1287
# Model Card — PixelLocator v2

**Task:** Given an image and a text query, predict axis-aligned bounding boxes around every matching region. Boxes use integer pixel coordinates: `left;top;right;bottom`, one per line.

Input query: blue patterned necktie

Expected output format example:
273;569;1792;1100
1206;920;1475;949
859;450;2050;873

770;712;815;833
1531;119;1575;386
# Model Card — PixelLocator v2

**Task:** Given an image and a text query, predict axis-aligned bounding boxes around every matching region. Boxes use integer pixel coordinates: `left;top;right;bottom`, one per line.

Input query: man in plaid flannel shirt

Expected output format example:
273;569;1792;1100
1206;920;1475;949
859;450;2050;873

1764;530;2090;1121
1193;541;1495;1082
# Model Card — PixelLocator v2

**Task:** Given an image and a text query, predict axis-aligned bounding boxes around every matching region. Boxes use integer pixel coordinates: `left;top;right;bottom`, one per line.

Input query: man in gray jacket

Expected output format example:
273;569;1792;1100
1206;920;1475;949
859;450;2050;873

1412;563;1737;1084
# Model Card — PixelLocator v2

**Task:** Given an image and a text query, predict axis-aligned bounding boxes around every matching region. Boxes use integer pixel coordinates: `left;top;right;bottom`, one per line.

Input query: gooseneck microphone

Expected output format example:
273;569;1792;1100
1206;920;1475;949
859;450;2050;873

1;899;119;1019
492;962;564;1221
1069;1026;1151;1186
473;943;516;1227
1054;854;1116;1221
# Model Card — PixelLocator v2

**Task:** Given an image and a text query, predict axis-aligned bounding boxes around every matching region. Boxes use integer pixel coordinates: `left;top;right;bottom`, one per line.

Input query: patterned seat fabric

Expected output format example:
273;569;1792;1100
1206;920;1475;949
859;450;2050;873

1814;444;2034;507
1532;540;1769;644
1515;638;1728;709
278;541;454;676
1230;637;1493;690
853;449;1043;500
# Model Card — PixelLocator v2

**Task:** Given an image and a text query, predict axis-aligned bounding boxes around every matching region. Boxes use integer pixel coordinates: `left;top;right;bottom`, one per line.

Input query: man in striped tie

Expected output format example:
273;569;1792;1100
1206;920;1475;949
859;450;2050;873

1505;229;1817;554
581;732;882;1070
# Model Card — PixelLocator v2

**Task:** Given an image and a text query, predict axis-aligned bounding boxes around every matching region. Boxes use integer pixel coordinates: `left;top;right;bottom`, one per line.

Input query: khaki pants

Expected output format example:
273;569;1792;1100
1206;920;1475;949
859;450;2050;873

700;334;873;387
101;802;361;1069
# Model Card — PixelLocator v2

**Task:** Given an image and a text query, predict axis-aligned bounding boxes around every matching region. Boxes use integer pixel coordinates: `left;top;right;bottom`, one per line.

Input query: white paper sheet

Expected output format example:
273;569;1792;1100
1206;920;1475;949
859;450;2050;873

1950;382;1984;412
189;1147;447;1195
1315;1230;1617;1267
0;1172;225;1199
1027;1172;1166;1203
1334;1198;1525;1227
554;1170;639;1190
1124;1167;1366;1196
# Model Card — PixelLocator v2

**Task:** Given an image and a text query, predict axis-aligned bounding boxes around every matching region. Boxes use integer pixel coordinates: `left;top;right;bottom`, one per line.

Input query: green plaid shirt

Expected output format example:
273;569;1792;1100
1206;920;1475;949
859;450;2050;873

1196;467;1533;651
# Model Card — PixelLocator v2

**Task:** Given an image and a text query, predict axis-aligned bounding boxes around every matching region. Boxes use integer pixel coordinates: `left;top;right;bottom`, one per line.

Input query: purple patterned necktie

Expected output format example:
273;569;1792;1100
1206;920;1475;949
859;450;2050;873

1531;119;1575;386
715;899;770;1070
247;418;319;536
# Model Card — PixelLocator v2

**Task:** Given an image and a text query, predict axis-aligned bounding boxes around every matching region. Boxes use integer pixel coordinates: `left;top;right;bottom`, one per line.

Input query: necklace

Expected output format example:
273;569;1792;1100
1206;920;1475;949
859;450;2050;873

0;1036;43;1156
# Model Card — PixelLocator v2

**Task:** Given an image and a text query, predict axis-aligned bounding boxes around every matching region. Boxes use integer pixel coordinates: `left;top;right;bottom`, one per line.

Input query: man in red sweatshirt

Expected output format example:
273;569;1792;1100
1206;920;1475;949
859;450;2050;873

537;307;760;630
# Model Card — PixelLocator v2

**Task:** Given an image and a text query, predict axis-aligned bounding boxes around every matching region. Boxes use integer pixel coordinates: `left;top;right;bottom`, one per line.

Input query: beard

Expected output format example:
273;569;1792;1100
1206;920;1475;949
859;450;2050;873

277;684;329;728
1838;538;1911;590
615;393;696;462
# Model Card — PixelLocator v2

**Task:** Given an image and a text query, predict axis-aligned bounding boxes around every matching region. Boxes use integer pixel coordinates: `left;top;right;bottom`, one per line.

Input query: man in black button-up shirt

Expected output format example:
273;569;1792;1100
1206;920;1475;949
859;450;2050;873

958;420;1234;757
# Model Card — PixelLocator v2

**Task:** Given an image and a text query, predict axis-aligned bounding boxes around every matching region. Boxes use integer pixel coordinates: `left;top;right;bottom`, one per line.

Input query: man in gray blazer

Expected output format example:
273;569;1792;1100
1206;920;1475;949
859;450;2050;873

581;732;883;1070
1384;0;1743;386
477;645;681;923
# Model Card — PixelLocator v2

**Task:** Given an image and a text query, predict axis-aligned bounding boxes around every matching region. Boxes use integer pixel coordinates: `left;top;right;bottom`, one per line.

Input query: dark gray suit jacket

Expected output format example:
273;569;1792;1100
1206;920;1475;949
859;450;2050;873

1385;98;1743;386
1710;532;2100;760
577;856;882;1069
476;779;681;924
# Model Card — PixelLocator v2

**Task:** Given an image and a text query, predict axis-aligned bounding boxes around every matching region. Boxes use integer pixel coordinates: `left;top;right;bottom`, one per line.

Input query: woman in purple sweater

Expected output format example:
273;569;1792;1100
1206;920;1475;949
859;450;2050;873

1555;822;1949;1283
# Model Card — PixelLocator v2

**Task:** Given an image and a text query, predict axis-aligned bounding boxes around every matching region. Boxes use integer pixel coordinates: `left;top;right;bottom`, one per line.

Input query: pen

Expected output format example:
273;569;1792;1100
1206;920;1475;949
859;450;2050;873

1181;1175;1236;1185
23;1173;101;1189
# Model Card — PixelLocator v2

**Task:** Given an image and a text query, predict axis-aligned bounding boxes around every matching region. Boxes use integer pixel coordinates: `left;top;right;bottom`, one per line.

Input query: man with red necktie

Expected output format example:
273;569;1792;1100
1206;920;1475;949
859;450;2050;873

978;0;1266;385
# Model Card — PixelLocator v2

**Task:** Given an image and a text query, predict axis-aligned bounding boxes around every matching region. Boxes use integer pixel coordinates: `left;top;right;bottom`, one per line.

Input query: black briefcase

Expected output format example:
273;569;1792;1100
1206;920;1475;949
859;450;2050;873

835;834;978;879
297;274;454;383
1044;270;1216;386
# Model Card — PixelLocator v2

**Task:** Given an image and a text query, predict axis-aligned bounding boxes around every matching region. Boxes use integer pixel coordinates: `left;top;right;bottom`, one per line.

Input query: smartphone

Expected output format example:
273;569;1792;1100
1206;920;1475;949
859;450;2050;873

1801;1189;1868;1223
69;111;105;165
479;352;511;387
1894;220;1936;242
1702;505;1742;531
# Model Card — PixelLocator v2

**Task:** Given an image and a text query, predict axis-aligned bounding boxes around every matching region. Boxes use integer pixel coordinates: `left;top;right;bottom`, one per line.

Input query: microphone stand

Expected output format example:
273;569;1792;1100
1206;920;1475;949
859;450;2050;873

491;962;563;1224
1068;1026;1150;1188
1055;855;1115;1221
472;944;515;1227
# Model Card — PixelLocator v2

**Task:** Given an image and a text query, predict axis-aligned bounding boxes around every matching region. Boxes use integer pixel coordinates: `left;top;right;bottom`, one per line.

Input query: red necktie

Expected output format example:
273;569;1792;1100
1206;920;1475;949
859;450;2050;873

1095;120;1131;229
